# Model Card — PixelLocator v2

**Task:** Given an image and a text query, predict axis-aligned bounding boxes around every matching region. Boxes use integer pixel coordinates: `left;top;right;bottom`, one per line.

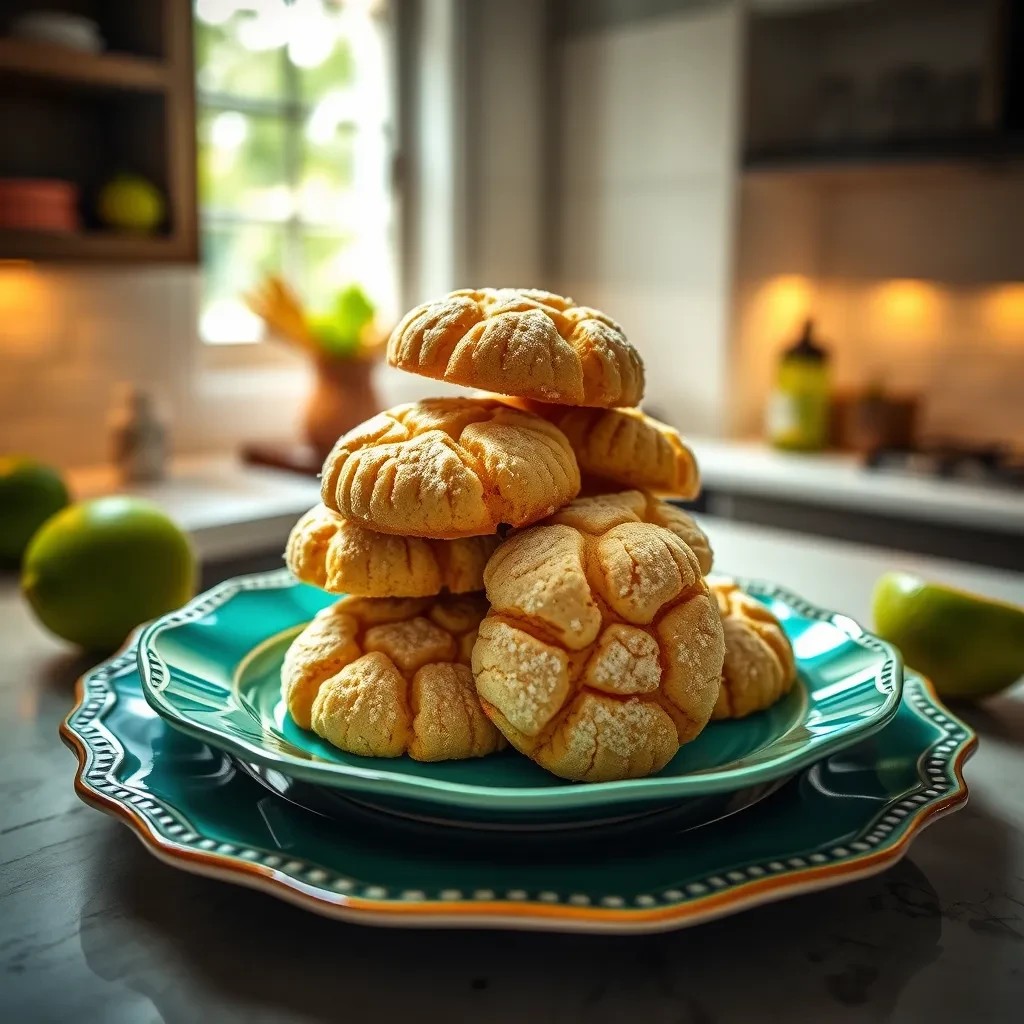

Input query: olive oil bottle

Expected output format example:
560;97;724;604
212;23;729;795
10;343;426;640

766;318;831;452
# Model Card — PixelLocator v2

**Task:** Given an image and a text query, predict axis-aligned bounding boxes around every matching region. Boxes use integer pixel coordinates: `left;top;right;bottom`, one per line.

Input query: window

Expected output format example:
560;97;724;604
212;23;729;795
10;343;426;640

193;0;396;344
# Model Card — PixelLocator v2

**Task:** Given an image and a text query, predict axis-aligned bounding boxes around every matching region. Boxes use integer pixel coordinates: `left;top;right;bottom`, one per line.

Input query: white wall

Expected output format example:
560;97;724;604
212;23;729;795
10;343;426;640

400;0;548;303
552;1;745;435
461;0;547;287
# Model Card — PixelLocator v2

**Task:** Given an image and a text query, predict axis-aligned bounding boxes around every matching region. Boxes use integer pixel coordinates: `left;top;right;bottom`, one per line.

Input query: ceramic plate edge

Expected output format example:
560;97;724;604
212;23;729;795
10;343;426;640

61;645;974;934
133;570;906;810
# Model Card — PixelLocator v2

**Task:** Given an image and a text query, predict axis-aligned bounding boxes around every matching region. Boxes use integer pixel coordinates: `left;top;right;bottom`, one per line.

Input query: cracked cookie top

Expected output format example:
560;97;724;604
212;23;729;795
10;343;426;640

387;288;644;407
282;593;503;762
471;494;724;782
516;402;700;500
319;397;580;539
319;397;581;540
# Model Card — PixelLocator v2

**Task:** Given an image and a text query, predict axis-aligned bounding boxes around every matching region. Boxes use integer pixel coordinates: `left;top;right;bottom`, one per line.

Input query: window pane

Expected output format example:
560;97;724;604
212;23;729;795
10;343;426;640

194;14;286;101
300;232;354;314
200;224;287;343
297;36;354;102
300;228;395;318
198;110;293;220
298;122;355;225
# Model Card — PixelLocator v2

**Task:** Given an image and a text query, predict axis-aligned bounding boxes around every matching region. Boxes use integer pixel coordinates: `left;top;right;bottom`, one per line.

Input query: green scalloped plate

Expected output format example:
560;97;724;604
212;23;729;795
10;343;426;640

62;647;974;933
135;570;903;821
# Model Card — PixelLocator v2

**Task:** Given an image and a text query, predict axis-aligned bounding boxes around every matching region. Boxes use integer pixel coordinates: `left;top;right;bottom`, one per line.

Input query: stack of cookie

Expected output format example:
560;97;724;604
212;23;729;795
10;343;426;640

283;288;795;782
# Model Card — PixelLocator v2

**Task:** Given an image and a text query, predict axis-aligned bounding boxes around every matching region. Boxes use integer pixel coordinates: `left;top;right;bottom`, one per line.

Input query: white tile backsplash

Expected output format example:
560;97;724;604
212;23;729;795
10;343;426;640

732;170;1024;446
0;265;310;469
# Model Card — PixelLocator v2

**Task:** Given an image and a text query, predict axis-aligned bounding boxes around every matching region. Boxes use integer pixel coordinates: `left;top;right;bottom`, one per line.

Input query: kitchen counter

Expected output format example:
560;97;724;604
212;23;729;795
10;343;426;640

69;456;321;561
2;515;1022;1023
691;438;1024;535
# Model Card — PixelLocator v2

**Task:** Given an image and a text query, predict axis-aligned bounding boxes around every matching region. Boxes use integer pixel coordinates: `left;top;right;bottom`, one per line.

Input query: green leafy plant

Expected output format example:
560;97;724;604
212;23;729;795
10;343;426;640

246;276;382;360
308;285;377;359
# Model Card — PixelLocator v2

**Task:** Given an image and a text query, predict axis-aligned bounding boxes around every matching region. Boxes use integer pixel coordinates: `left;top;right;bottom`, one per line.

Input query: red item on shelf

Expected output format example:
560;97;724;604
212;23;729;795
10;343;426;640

0;178;80;232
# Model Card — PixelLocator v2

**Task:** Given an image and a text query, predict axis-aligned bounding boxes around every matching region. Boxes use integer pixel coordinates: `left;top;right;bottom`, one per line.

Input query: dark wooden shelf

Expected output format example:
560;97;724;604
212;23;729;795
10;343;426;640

0;228;194;263
0;38;168;94
743;134;1024;178
0;2;197;265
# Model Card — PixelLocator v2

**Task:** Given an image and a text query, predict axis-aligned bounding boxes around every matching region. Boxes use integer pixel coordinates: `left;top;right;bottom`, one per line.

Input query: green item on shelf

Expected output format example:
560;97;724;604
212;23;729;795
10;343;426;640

97;174;165;233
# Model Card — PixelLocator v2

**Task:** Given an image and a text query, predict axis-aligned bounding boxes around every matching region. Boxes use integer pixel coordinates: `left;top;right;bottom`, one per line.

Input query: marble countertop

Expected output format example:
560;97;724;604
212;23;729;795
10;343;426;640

691;438;1024;534
69;456;322;561
2;513;1022;1022
66;449;1024;574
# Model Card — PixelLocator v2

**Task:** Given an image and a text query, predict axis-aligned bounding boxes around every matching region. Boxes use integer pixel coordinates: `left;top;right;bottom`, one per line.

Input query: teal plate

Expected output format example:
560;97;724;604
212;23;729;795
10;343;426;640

135;570;904;821
62;647;974;933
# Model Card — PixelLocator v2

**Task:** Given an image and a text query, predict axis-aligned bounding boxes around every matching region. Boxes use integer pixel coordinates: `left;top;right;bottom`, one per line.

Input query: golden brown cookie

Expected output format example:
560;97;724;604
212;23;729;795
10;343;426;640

536;490;712;575
471;499;724;782
319;397;580;539
508;400;700;499
710;579;797;720
286;504;500;597
387;288;644;407
281;593;504;761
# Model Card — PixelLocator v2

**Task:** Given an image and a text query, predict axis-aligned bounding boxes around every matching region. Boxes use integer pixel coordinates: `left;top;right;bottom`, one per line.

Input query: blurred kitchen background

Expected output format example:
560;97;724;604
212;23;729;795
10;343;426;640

1;0;1022;578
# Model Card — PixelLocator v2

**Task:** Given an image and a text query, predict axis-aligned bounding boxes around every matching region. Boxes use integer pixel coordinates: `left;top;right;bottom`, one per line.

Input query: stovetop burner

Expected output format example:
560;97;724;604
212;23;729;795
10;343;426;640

864;442;1024;489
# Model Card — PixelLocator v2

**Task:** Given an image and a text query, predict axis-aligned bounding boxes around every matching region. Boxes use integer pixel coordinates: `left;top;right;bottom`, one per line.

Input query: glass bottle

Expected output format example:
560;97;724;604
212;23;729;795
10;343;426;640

766;318;831;452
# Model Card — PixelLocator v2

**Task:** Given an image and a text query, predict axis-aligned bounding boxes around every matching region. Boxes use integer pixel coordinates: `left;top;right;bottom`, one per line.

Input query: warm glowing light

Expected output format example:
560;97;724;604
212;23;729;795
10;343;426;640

0;265;60;354
981;284;1024;344
874;280;934;322
867;279;944;345
757;275;814;336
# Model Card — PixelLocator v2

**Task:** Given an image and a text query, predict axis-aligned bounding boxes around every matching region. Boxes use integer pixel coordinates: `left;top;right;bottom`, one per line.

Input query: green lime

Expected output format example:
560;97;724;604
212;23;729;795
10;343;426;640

0;456;70;566
97;174;165;232
21;496;196;651
873;571;1024;700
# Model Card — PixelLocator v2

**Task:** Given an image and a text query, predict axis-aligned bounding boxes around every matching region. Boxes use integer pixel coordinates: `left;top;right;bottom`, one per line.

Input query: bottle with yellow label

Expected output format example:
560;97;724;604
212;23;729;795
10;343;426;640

766;318;831;451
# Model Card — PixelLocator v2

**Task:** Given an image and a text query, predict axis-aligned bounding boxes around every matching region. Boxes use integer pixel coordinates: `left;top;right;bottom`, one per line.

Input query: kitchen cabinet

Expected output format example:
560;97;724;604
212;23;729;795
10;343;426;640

744;0;1024;176
0;1;197;262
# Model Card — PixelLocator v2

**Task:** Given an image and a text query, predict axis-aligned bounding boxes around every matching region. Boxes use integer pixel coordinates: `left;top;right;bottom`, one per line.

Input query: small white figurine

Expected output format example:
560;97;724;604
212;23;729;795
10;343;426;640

109;382;168;484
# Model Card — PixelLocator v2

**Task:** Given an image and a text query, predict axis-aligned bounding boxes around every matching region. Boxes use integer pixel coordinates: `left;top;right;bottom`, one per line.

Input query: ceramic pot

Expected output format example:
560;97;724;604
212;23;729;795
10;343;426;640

303;357;379;459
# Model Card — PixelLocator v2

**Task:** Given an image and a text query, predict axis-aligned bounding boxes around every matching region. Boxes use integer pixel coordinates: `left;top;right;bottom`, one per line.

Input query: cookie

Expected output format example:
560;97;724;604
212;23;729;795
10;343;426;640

286;504;499;597
387;288;644;407
508;400;700;499
319;397;580;539
539;490;712;575
282;593;503;761
710;579;797;720
471;498;724;782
